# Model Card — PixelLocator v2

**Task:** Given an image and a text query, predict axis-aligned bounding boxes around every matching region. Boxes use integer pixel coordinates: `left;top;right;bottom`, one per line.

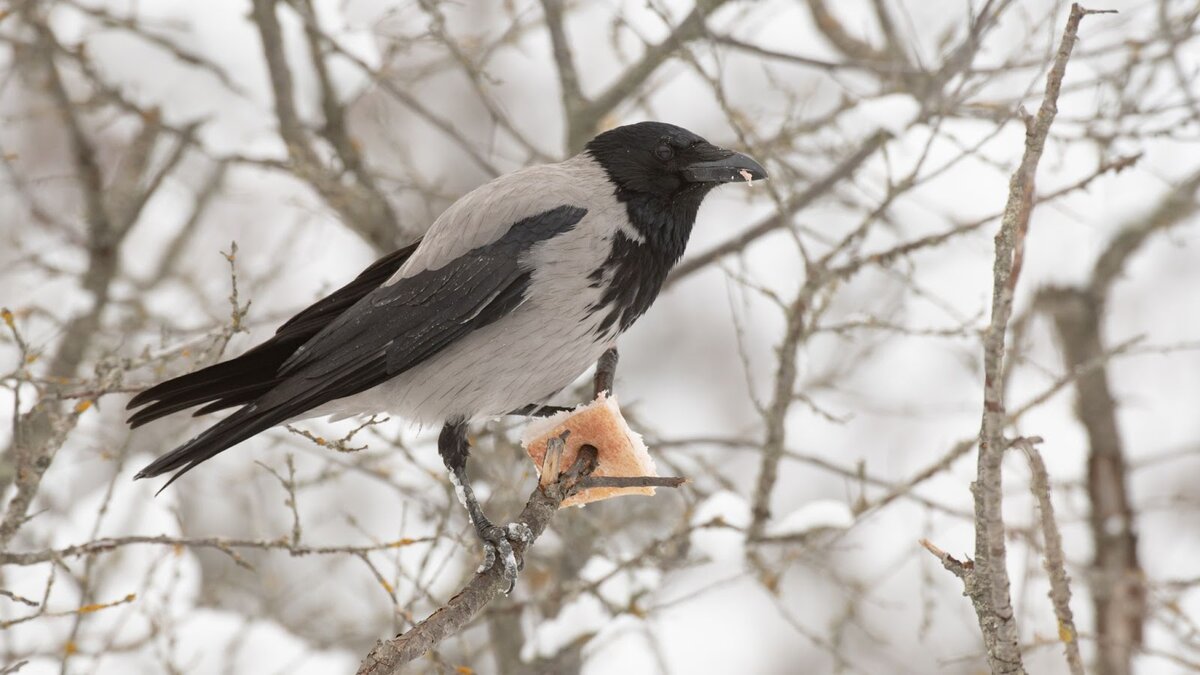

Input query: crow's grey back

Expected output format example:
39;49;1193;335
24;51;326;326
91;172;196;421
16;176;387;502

390;154;622;281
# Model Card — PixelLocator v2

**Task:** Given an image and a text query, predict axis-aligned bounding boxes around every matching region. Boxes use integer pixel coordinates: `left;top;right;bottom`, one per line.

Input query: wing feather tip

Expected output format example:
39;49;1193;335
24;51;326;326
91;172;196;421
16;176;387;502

126;391;154;410
126;409;160;429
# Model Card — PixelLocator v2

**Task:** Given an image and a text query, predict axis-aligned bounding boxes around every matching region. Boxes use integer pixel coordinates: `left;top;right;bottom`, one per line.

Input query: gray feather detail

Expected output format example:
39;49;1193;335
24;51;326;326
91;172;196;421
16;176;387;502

391;155;620;281
305;167;637;427
280;205;587;383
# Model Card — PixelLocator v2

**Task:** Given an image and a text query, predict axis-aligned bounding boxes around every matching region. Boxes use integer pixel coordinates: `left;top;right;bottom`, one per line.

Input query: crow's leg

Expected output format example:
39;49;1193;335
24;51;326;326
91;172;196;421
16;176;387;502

439;420;531;590
593;346;618;397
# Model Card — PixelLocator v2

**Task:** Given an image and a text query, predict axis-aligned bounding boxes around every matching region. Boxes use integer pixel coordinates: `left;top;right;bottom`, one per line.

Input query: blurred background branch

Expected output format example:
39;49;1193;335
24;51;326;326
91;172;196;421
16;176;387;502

1;1;1198;673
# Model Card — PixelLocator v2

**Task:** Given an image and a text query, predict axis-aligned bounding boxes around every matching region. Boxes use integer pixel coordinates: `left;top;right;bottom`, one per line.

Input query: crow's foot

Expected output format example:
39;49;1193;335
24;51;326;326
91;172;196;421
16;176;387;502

475;519;532;592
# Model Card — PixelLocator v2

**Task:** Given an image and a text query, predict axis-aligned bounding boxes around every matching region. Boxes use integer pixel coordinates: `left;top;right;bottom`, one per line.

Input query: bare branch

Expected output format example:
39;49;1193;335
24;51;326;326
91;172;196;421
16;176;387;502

668;129;892;286
578;475;686;490
1014;437;1084;675
0;533;433;567
540;0;585;119
417;0;551;161
1090;168;1200;303
356;442;686;672
920;538;972;581
804;0;892;64
249;0;401;251
356;443;601;673
1038;284;1146;675
746;287;809;546
955;5;1107;673
562;0;732;152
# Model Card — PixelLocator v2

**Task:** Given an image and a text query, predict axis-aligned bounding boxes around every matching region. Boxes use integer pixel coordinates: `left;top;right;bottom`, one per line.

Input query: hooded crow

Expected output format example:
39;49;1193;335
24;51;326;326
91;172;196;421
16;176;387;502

128;121;767;583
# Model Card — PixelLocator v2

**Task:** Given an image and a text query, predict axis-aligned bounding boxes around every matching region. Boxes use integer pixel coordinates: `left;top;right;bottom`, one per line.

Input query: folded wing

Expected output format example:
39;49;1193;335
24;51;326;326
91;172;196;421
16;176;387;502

132;205;586;488
126;241;422;428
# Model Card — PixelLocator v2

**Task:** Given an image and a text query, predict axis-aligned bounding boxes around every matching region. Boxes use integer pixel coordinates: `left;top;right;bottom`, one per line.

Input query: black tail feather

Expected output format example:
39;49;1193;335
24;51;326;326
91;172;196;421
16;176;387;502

135;353;388;488
129;241;420;489
189;379;283;416
126;241;419;428
126;340;296;427
134;403;291;491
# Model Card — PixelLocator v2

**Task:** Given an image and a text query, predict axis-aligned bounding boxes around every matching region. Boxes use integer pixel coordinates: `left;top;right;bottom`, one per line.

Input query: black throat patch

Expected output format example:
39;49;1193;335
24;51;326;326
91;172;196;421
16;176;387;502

587;186;710;336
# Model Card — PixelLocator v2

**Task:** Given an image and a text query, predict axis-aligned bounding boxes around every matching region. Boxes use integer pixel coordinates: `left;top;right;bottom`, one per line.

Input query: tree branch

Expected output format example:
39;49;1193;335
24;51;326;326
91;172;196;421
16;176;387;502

804;0;893;64
1090;167;1200;303
946;5;1108;673
1020;123;1200;675
667;129;892;286
357;435;687;673
559;0;731;152
1;7;134;539
0;534;433;567
1014;437;1084;675
294;0;400;245
249;0;401;252
540;0;585;120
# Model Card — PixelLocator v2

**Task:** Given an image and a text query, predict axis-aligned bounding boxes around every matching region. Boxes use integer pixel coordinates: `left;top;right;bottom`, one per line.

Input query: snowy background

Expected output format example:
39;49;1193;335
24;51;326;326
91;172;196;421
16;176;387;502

1;0;1199;673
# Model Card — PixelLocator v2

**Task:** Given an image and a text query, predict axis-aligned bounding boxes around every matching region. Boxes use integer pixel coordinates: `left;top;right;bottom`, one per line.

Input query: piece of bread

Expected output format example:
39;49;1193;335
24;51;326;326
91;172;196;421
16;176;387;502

521;394;657;508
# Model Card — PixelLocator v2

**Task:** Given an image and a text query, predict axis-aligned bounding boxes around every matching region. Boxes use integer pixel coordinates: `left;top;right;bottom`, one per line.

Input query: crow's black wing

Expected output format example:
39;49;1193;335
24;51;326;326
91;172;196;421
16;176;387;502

134;205;586;487
126;240;422;428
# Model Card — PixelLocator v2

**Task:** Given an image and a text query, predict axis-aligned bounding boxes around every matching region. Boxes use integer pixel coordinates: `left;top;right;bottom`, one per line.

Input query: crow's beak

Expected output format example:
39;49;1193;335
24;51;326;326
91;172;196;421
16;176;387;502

680;146;768;184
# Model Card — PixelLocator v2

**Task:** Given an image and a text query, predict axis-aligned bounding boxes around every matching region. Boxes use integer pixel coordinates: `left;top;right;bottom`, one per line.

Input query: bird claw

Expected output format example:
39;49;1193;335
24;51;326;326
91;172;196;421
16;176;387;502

475;520;532;594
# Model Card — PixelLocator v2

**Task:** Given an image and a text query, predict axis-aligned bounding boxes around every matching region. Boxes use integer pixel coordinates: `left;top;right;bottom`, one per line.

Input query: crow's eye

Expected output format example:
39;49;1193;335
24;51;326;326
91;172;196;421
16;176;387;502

654;144;674;161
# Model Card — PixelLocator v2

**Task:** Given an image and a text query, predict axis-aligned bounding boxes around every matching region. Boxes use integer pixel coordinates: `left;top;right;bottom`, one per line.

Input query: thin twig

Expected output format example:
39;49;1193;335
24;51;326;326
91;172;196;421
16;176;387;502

953;5;1107;673
0;534;433;567
1013;436;1084;675
668;129;891;286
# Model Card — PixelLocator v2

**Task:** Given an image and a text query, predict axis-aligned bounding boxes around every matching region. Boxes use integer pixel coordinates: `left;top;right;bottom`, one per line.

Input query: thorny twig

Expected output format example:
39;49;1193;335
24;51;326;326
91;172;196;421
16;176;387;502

944;5;1111;673
1013;436;1084;675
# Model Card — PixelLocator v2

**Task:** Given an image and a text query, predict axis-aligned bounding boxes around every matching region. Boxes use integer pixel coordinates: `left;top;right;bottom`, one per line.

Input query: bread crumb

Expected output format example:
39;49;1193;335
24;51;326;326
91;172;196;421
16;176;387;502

521;394;657;507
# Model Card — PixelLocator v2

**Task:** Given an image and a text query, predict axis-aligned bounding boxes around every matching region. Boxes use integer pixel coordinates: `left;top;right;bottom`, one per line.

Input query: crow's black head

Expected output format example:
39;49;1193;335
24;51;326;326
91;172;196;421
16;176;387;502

582;122;769;335
584;121;767;256
585;121;767;201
